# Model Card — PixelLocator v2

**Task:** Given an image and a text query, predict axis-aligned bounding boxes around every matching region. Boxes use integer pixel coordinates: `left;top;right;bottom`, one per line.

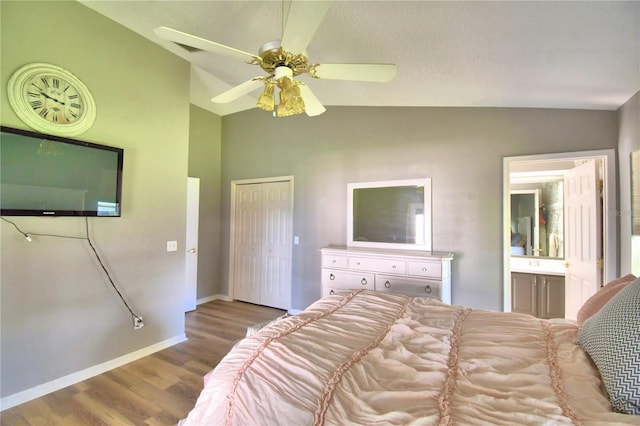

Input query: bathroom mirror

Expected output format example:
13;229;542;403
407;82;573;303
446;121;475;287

510;180;564;258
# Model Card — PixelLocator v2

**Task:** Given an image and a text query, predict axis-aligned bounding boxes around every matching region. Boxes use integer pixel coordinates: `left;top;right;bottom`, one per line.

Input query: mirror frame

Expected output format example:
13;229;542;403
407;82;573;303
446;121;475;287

347;178;432;251
510;189;541;257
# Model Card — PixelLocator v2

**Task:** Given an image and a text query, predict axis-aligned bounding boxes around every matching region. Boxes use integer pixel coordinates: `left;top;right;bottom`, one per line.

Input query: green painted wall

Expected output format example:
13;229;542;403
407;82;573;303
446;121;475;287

1;1;190;398
188;105;222;299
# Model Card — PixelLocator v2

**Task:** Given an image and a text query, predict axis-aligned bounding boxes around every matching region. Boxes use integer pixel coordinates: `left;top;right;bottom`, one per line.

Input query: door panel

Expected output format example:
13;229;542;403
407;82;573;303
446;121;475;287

233;184;262;304
232;179;292;310
564;160;601;320
185;177;199;312
511;273;537;316
260;181;292;310
540;275;565;319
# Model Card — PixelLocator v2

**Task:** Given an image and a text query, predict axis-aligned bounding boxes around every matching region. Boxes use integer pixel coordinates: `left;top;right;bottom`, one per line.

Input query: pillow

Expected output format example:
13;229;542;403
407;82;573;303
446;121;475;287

577;274;637;325
577;276;640;415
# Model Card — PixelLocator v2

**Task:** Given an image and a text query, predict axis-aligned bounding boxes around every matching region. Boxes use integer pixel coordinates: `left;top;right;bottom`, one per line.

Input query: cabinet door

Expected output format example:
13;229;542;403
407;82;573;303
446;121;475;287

511;273;537;316
539;275;565;319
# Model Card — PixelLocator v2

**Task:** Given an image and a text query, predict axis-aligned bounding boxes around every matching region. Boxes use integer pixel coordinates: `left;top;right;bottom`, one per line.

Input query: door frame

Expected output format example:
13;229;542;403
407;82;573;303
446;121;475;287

228;175;294;303
502;149;617;312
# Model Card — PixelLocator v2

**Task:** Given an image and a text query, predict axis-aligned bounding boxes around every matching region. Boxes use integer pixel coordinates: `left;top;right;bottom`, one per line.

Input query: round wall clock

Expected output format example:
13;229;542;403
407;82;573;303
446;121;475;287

7;63;96;136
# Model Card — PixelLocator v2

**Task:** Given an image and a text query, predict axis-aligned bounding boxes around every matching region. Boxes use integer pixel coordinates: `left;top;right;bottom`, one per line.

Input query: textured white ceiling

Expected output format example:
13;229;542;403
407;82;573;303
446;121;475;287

80;0;639;116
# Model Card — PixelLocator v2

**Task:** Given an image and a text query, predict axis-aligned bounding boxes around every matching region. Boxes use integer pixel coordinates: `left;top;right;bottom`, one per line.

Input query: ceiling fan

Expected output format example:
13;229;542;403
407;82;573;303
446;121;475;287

154;1;397;117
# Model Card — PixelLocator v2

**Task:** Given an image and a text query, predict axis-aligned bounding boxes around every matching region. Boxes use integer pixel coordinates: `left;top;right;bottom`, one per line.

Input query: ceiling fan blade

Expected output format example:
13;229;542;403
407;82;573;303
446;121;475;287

280;1;332;54
311;63;397;82
298;84;326;117
211;78;265;103
154;27;259;62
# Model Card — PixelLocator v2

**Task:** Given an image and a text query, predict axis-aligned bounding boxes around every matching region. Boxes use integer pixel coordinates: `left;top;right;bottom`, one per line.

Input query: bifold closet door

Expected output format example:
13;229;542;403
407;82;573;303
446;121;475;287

233;180;292;310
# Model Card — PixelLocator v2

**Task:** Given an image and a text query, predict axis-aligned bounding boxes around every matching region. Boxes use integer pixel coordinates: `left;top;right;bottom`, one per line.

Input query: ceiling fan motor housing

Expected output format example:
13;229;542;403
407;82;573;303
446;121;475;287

258;40;309;77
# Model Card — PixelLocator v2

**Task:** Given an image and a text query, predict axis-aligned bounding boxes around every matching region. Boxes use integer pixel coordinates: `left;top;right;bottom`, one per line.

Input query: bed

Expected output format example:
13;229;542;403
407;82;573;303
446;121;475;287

180;277;640;425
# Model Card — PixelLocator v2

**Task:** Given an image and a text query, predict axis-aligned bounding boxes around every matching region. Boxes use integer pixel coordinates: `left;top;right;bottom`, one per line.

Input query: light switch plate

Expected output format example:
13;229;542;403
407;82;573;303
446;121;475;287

167;240;178;252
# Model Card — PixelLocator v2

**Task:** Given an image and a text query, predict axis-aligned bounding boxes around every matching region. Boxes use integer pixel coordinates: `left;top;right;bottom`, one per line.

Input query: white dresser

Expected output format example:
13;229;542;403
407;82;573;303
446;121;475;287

321;246;454;303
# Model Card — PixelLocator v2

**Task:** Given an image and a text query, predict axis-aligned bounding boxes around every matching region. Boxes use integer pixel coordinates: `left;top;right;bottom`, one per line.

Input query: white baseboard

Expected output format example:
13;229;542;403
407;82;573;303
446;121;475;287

0;333;187;411
196;294;300;315
197;293;231;305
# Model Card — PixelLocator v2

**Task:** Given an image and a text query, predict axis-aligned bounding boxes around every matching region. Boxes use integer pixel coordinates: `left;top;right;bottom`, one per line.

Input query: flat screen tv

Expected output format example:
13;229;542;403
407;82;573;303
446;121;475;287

1;126;123;217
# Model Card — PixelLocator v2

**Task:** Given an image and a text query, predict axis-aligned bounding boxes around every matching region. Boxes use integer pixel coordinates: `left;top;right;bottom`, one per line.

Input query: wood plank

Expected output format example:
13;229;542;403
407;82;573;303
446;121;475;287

0;301;285;425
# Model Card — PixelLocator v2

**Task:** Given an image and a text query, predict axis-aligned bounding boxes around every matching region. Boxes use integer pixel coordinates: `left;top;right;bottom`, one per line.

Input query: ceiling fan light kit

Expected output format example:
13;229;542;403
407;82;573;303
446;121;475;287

257;80;276;112
154;1;397;118
277;77;305;117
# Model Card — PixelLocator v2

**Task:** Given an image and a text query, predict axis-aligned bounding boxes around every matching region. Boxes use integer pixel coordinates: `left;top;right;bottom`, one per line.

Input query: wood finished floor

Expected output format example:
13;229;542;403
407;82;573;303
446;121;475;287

1;300;285;426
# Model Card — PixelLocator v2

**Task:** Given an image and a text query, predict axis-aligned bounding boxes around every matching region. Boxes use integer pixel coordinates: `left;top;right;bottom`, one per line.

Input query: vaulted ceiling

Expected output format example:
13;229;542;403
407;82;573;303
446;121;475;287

80;0;639;116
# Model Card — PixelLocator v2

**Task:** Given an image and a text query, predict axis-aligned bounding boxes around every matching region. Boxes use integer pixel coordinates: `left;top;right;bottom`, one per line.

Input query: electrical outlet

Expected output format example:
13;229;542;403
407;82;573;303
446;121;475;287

134;317;144;330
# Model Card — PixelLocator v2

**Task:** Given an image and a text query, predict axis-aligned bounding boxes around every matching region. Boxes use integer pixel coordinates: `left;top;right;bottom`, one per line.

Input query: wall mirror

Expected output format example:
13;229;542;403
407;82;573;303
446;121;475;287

347;178;432;251
510;182;564;258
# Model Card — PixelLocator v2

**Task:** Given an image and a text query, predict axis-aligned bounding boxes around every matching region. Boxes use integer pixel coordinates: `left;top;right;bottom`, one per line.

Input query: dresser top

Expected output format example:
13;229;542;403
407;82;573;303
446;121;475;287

321;246;454;260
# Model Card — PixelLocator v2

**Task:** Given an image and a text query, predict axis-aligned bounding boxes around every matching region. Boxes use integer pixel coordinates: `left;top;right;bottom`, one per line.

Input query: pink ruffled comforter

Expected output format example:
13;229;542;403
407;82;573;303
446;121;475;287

181;290;639;425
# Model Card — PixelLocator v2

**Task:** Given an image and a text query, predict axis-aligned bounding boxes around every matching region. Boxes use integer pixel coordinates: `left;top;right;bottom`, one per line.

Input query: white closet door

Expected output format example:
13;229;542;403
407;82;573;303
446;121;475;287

233;184;263;304
232;179;293;310
260;181;292;310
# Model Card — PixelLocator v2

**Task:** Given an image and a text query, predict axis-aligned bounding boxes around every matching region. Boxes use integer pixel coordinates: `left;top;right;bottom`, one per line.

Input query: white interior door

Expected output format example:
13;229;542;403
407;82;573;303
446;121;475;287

564;160;602;320
260;181;292;310
233;184;263;304
231;178;293;310
185;177;200;312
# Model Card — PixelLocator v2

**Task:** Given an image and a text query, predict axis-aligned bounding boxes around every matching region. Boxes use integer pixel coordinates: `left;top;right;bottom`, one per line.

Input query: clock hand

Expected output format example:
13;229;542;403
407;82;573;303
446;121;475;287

37;90;66;106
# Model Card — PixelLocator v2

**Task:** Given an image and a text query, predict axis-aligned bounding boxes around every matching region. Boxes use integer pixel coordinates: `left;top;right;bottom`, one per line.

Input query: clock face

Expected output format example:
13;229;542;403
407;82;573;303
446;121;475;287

8;63;96;136
24;74;85;125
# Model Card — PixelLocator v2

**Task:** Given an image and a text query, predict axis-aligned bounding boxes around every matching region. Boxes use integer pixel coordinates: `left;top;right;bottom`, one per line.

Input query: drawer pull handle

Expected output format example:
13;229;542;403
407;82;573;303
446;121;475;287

330;289;335;295
329;273;335;281
332;259;336;263
424;285;432;294
384;281;391;288
361;278;368;286
422;267;427;272
392;265;396;270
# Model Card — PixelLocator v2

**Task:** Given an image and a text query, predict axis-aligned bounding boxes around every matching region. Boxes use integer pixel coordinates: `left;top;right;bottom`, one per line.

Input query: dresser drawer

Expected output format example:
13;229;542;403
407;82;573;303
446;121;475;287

376;275;441;299
349;256;407;274
322;269;375;289
322;254;348;269
407;261;442;279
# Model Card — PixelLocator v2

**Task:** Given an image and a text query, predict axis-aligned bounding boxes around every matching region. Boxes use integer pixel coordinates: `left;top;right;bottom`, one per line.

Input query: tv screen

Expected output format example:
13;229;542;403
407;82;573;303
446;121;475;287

1;126;123;217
